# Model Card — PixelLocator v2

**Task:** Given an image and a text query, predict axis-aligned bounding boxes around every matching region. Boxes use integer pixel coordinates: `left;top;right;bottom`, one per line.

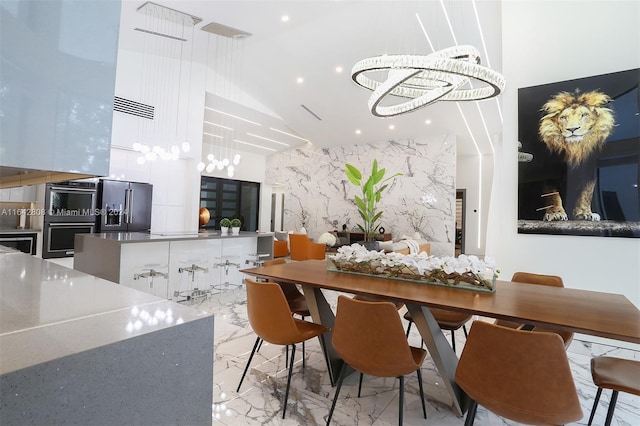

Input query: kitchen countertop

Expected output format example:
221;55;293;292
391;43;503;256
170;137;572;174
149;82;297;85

0;252;211;375
81;230;274;243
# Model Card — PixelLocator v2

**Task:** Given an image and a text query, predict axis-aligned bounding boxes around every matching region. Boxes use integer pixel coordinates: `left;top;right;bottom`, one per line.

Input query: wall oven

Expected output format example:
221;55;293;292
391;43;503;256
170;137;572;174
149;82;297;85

0;233;37;255
42;222;95;258
43;181;98;259
45;181;98;223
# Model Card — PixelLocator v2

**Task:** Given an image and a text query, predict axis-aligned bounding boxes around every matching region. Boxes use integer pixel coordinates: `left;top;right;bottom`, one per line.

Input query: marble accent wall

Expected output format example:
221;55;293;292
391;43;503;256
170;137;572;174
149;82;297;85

266;137;456;256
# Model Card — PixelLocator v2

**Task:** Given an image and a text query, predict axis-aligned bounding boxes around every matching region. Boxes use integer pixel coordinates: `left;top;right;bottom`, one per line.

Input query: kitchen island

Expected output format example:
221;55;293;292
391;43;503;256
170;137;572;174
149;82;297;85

74;231;274;301
0;251;214;425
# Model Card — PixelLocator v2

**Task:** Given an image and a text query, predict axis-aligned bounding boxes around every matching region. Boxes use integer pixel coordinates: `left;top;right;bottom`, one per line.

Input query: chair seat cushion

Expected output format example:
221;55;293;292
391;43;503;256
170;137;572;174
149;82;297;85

591;356;640;396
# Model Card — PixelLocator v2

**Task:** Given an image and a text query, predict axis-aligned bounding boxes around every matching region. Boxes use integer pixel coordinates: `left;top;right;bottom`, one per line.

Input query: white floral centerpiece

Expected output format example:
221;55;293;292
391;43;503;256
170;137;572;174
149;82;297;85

318;232;337;247
327;244;499;292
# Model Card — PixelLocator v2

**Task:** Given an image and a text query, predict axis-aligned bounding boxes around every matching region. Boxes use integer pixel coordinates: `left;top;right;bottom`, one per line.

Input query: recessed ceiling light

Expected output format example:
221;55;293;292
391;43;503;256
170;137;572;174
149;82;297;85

355;129;361;135
388;124;395;130
281;15;289;22
425;119;431;124
296;77;304;84
335;66;343;73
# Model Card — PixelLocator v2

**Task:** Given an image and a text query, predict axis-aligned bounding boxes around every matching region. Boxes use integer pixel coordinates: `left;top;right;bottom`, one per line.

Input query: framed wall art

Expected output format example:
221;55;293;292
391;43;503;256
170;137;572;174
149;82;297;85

517;68;640;238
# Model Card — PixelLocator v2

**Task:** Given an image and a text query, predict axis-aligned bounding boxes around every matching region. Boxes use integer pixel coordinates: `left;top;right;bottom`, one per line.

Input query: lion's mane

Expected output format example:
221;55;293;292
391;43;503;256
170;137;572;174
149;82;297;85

539;90;614;167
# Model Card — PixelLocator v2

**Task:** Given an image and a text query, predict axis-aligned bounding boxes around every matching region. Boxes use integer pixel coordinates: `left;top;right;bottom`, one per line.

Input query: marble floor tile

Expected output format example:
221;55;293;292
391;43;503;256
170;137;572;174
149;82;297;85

192;286;640;426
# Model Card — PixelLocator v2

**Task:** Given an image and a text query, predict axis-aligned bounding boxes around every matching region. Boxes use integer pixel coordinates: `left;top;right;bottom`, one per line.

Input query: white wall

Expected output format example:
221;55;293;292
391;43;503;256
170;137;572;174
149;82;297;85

489;0;640;322
456;153;495;256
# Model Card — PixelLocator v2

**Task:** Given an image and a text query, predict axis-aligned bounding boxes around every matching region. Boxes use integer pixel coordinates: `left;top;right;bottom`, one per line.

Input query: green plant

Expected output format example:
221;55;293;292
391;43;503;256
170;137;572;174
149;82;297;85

220;218;232;227
345;159;402;241
230;218;242;227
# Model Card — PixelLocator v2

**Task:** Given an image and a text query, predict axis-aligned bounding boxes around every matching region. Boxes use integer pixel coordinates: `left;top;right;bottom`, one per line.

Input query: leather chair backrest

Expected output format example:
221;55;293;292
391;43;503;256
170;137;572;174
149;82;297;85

245;278;302;345
332;295;419;377
455;321;582;425
511;271;564;287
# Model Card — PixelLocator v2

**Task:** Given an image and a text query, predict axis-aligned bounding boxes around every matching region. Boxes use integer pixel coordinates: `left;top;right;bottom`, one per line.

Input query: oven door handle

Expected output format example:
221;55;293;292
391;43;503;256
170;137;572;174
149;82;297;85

47;222;96;226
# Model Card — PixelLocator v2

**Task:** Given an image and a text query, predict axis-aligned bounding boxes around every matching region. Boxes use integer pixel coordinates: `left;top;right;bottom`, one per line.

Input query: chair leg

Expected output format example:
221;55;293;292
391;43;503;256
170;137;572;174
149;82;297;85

588;387;603;425
282;344;296;419
464;399;478;426
451;330;456;352
237;336;261;392
398;375;404;426
302;340;306;368
326;363;348;425
462;324;468;338
416;368;427;419
256;339;263;352
285;345;289;366
406;321;412;338
358;372;364;397
604;390;619;426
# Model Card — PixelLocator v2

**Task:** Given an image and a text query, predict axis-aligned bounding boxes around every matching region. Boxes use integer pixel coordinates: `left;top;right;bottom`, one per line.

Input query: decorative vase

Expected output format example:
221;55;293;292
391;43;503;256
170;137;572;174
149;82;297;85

231;227;240;235
221;226;229;234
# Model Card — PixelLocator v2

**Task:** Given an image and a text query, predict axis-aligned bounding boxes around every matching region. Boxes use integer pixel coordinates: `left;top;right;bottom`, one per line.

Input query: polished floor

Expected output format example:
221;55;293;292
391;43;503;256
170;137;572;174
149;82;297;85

196;284;640;426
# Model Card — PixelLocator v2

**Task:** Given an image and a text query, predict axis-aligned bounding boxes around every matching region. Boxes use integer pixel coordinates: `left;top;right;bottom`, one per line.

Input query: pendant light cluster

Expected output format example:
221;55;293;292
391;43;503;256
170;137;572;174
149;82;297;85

132;2;201;165
198;22;252;178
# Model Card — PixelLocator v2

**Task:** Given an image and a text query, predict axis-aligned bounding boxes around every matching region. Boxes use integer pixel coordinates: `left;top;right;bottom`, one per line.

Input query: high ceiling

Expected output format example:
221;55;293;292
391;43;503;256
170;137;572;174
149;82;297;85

119;0;504;158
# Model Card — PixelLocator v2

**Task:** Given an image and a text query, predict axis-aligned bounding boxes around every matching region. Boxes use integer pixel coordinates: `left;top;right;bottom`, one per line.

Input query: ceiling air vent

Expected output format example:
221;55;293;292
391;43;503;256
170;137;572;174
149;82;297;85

114;96;154;120
301;104;322;121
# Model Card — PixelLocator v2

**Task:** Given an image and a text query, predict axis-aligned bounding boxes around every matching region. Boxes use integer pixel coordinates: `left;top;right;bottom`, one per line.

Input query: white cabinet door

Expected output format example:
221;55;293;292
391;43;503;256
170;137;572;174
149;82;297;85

119;242;170;299
169;239;222;302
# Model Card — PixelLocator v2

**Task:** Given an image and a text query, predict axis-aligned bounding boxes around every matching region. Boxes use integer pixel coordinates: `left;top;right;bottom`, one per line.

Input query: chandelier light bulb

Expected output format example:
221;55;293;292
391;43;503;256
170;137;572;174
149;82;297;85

207;153;214;161
196;162;205;172
227;169;234;177
216;162;224;171
132;142;142;151
170;145;180;155
233;154;241;165
206;163;214;172
152;145;162;154
181;141;190;152
140;144;150;154
222;158;230;166
227;165;234;173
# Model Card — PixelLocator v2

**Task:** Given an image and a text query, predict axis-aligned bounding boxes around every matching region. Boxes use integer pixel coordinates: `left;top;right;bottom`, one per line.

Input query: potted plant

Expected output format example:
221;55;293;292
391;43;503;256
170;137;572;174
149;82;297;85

230;218;242;235
220;218;231;234
345;159;402;249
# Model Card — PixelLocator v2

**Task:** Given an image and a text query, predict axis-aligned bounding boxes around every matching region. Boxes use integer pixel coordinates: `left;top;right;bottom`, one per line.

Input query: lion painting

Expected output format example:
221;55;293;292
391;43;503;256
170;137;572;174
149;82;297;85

538;90;615;221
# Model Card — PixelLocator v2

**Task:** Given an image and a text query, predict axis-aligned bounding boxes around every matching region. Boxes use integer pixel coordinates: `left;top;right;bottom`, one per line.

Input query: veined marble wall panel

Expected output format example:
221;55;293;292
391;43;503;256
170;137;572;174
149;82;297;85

266;138;456;256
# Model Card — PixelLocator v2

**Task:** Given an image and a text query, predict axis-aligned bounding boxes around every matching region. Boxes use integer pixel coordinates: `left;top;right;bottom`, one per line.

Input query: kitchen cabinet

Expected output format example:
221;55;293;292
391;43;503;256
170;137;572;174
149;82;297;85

0;186;37;202
0;0;121;187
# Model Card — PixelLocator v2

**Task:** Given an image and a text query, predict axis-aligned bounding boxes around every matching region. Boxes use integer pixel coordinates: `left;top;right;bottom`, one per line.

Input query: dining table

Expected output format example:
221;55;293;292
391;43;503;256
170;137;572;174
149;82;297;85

241;259;640;416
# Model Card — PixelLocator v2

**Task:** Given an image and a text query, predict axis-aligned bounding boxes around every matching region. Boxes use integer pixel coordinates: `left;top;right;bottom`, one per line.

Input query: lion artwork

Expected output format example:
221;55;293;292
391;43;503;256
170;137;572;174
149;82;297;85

538;90;615;221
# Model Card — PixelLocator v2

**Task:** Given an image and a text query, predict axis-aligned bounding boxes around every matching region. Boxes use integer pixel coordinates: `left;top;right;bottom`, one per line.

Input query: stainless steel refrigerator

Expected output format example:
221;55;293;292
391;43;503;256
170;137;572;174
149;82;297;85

97;179;153;232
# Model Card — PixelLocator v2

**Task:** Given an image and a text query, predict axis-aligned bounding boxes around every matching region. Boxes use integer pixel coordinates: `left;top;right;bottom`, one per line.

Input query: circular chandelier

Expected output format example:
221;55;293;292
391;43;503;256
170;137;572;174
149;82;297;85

351;45;506;117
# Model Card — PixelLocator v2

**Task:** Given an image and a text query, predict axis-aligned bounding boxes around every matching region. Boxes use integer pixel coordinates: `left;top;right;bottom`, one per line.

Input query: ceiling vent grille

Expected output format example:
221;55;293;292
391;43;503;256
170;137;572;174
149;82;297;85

301;104;322;121
114;96;154;120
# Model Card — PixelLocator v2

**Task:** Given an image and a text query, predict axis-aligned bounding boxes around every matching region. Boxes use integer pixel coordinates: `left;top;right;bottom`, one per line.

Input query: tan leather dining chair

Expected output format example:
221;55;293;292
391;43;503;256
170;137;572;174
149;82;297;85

495;271;574;348
236;278;329;419
404;308;472;352
262;258;311;366
588;356;640;426
289;233;326;261
326;296;427;425
455;320;582;425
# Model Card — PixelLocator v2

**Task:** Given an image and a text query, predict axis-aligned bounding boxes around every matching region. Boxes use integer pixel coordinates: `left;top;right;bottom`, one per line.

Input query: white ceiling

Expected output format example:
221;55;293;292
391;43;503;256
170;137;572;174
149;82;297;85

119;0;504;158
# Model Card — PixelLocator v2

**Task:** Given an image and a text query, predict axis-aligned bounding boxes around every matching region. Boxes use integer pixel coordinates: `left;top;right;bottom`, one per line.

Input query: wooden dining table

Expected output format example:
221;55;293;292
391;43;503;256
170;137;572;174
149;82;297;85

241;259;640;416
